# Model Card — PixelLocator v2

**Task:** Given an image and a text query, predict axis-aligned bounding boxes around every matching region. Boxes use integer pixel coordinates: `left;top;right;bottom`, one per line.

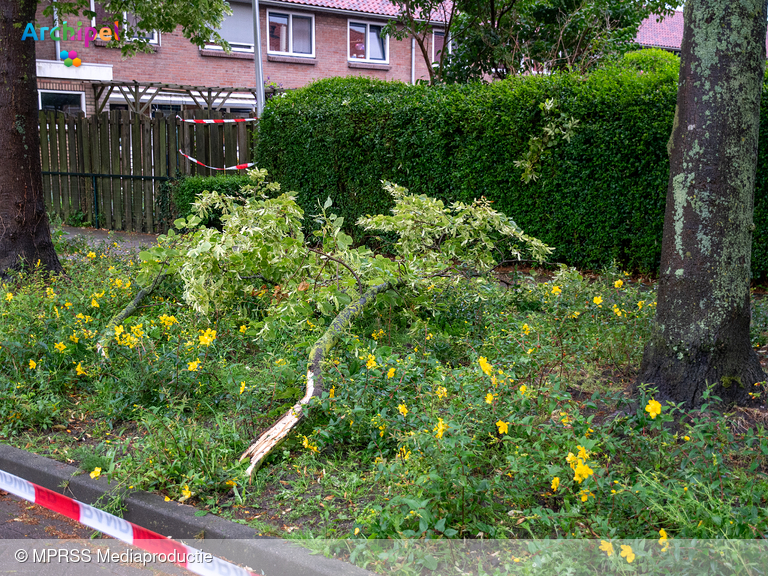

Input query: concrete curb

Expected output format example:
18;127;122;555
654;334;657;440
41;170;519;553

0;443;371;576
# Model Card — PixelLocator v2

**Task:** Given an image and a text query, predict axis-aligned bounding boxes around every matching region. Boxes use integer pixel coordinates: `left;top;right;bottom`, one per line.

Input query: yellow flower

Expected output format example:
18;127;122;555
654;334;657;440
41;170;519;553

240;381;246;394
226;480;236;487
239;325;247;333
90;467;102;479
180;485;192;502
69;333;79;344
387;367;396;379
301;435;319;453
114;325;124;336
5;292;12;302
645;398;662;419
91;298;99;308
658;528;668;545
275;358;287;366
551;285;562;295
87;252;96;259
46;287;55;298
573;461;594;483
619;545;635;563
54;342;66;353
65;301;72;308
366;354;377;370
436;386;447;399
684;435;690;441
164;496;171;502
637;300;645;309
522;323;531;335
614;279;623;289
188;359;200;372
398;404;408;417
593;296;603;305
551;477;560;492
434;418;448;439
75;362;87;376
580;489;594;502
599;540;614;557
198;328;217;347
29;359;37;370
478;356;493;376
496;420;509;434
519;385;527;395
485;393;494;404
329;386;335;399
354;527;360;536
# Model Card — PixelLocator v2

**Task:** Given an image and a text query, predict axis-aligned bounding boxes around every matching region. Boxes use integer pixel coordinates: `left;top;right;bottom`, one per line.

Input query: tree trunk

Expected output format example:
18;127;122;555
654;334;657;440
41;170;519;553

637;0;768;409
0;0;64;279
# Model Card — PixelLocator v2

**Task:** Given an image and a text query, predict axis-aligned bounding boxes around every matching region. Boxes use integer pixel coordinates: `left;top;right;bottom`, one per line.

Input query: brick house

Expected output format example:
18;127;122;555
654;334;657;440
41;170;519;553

33;0;447;116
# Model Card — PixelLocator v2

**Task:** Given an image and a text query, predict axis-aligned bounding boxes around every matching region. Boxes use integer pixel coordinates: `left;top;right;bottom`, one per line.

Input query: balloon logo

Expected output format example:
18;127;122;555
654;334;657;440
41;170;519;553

60;50;82;67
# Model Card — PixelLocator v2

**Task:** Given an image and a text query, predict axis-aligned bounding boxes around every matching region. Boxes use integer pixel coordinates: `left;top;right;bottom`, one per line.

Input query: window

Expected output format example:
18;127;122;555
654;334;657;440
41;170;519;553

432;30;452;63
268;11;314;57
348;21;387;62
214;0;254;51
39;91;85;115
90;1;159;45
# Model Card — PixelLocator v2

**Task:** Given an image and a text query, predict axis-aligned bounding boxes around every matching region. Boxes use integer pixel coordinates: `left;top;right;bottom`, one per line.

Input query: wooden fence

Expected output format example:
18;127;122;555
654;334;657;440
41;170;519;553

39;110;257;233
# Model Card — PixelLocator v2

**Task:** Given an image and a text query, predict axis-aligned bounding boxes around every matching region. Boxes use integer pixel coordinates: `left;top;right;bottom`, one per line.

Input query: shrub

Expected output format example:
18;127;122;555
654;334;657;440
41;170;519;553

256;49;768;278
172;174;254;226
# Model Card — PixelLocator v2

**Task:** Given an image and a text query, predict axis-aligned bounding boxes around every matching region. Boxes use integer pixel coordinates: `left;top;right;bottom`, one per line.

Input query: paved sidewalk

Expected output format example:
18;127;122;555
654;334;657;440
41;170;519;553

58;226;159;257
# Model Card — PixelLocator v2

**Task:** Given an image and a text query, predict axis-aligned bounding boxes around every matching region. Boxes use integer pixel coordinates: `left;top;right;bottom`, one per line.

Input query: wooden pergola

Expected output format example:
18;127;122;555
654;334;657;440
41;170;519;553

92;80;278;116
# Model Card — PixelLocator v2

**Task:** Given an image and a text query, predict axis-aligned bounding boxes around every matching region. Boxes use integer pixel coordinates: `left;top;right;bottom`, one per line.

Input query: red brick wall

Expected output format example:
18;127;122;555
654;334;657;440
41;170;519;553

32;3;435;111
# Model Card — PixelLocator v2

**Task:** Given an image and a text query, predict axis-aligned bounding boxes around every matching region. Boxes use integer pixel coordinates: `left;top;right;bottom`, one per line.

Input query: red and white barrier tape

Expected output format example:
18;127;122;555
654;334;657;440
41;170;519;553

176;116;258;124
0;468;257;576
178;149;254;171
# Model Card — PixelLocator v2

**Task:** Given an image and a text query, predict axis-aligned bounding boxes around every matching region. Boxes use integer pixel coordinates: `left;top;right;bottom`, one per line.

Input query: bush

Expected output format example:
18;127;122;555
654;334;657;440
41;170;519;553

172;174;254;226
256;49;768;278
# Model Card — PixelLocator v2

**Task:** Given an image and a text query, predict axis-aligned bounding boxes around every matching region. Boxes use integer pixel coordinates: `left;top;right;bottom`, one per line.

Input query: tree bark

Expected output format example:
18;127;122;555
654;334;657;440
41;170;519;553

0;0;64;279
637;0;768;409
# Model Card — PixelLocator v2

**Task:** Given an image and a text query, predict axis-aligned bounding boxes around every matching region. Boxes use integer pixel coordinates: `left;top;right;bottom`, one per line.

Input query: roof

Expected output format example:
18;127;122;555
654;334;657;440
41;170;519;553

267;0;449;21
636;10;683;51
636;9;768;53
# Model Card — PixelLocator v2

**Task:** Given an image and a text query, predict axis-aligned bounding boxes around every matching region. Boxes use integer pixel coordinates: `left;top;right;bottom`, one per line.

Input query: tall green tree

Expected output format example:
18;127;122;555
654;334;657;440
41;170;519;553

440;0;674;82
637;0;768;408
0;0;232;279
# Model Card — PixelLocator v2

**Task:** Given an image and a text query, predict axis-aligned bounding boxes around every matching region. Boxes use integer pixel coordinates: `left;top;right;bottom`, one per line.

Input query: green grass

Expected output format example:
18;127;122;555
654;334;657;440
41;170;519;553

3;240;768;566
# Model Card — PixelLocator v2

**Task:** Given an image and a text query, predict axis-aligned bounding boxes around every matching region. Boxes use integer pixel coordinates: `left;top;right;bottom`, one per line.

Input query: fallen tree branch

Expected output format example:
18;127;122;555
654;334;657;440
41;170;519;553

307;247;365;295
95;273;167;359
239;281;392;476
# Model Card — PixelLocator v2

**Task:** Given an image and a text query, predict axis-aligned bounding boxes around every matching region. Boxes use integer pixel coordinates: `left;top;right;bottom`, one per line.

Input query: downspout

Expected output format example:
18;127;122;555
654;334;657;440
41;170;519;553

53;1;61;60
411;37;415;85
252;0;266;117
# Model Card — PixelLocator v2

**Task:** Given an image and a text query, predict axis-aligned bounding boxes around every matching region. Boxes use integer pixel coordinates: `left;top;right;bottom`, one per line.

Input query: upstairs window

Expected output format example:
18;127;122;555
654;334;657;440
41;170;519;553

216;0;255;51
268;11;314;57
348;21;387;63
90;1;159;44
432;30;452;63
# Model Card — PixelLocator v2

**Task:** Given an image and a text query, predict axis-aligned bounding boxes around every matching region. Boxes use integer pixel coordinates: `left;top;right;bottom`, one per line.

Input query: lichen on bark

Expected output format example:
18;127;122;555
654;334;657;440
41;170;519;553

637;0;767;409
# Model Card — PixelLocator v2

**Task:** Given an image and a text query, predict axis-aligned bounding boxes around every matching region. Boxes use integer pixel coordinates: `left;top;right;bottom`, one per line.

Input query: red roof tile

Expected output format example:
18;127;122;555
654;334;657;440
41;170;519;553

271;0;449;21
636;10;683;50
637;9;768;53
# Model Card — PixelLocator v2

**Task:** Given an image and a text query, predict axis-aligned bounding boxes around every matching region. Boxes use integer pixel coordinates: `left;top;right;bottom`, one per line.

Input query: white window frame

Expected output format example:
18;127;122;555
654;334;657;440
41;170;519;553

89;1;159;45
204;1;256;53
432;30;452;63
266;10;315;58
38;90;86;114
347;19;389;64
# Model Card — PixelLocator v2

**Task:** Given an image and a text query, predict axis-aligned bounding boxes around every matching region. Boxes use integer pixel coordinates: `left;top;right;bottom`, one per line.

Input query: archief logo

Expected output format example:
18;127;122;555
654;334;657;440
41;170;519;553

60;50;82;67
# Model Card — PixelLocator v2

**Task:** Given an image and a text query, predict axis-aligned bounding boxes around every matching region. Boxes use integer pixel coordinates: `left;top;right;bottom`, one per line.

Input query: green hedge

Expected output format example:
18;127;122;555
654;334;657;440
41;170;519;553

171;174;254;227
256;49;768;277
